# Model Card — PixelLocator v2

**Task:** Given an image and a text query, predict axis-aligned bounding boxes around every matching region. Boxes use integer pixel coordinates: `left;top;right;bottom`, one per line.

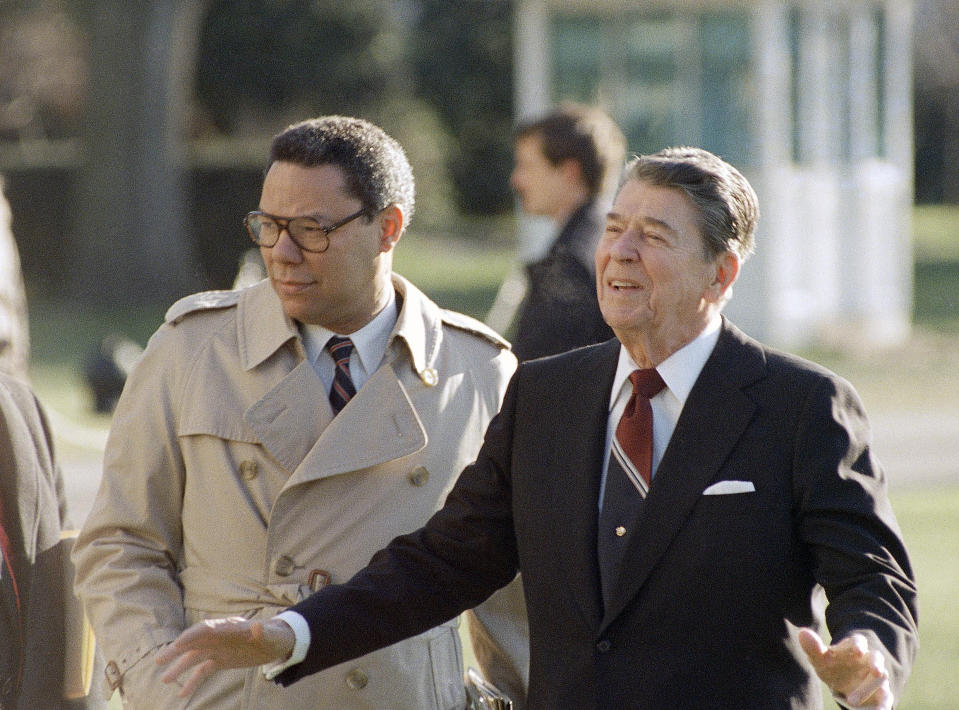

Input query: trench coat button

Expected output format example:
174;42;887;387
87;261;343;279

104;660;123;690
345;668;369;690
239;460;258;480
408;465;430;487
419;367;439;386
274;555;296;577
596;639;612;653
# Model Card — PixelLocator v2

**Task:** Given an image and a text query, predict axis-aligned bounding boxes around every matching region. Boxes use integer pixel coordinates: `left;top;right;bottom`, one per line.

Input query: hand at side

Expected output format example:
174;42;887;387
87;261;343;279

155;616;296;698
798;627;893;709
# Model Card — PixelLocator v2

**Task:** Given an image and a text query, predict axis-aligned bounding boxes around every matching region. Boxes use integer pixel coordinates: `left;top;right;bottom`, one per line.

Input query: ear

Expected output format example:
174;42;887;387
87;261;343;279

377;204;404;254
705;251;740;303
560;158;585;187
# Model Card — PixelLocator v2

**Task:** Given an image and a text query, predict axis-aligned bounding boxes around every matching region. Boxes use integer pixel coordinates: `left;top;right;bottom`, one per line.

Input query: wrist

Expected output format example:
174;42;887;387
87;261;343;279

264;618;296;661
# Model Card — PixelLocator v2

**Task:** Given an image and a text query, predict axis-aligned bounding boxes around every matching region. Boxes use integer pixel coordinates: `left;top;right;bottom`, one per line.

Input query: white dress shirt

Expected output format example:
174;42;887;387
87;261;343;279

599;317;722;507
299;288;398;393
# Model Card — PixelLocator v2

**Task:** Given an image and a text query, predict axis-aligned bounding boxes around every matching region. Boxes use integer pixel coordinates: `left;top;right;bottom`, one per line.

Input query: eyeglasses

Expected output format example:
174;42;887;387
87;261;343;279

244;208;367;253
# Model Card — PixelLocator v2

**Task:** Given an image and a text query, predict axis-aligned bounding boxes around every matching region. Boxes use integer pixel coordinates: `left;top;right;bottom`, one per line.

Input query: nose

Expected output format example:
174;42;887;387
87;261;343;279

270;226;304;263
608;227;639;261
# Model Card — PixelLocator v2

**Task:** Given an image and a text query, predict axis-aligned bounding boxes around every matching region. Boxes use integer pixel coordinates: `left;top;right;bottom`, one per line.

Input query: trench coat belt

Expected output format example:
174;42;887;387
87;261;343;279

182;578;315;614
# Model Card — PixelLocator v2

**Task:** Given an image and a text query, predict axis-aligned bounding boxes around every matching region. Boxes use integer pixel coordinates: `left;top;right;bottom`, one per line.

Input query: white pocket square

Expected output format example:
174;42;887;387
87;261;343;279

702;480;756;495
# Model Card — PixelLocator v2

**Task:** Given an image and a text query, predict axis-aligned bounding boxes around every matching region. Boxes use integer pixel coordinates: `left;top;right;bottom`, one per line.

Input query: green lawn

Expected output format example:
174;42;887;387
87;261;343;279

891;486;959;709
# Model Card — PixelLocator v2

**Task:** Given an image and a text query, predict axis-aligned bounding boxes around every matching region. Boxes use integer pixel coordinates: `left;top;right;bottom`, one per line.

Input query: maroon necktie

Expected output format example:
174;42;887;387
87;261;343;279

597;368;666;604
326;336;357;415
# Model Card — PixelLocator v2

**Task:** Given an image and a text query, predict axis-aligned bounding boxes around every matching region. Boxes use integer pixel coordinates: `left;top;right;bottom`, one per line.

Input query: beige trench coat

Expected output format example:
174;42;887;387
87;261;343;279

73;275;521;710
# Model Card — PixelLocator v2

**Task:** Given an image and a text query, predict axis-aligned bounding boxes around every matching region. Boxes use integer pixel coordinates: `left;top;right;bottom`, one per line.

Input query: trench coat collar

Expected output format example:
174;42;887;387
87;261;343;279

387;273;443;384
242;273;443;482
236;279;301;371
291;274;445;483
235;275;442;380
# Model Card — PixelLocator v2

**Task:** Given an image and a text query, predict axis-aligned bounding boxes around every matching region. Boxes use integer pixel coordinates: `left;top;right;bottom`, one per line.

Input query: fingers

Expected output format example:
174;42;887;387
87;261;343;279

155;617;253;696
798;628;893;708
177;658;218;699
844;651;890;708
797;627;827;660
846;674;891;709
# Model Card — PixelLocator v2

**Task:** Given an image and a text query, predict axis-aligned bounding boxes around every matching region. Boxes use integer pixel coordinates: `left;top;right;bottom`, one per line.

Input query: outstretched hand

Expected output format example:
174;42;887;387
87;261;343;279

155;616;296;698
798;628;893;709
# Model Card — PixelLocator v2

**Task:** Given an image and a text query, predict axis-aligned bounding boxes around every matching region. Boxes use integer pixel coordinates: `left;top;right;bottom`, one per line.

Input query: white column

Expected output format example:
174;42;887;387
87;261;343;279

512;0;555;263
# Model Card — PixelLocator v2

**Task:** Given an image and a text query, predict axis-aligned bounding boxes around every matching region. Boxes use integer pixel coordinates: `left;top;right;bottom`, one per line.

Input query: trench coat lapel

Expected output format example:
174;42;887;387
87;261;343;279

243;360;331;473
284;362;427;487
599;323;765;630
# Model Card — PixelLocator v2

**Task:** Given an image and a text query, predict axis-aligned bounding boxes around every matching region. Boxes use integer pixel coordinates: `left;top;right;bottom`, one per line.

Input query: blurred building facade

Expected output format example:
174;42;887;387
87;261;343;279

514;0;914;348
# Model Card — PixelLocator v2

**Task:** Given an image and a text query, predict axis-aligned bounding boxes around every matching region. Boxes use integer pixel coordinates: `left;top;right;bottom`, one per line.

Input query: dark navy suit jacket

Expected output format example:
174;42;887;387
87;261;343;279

281;320;918;709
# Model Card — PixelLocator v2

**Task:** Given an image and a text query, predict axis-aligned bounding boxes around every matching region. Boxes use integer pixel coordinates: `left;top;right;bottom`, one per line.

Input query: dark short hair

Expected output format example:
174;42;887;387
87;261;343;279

269;116;415;229
621;147;758;262
515;103;626;197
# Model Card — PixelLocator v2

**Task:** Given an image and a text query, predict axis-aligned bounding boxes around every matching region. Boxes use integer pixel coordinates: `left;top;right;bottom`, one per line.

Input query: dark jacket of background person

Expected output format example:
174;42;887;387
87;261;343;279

0;373;82;709
511;201;614;362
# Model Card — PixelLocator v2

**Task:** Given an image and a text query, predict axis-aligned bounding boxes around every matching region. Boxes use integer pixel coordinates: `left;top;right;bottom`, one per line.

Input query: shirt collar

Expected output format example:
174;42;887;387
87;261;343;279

609;316;722;410
300;286;398;373
238;274;442;381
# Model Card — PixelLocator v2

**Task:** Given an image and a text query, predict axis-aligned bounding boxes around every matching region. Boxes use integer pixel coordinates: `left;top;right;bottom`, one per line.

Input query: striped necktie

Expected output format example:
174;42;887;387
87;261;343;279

597;368;666;604
326;336;357;415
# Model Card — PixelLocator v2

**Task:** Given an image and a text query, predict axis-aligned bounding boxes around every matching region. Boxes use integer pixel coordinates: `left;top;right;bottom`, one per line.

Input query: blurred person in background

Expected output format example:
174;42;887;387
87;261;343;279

469;109;627;700
0;372;103;709
0;178;103;710
0;178;30;383
491;103;625;363
73;116;527;709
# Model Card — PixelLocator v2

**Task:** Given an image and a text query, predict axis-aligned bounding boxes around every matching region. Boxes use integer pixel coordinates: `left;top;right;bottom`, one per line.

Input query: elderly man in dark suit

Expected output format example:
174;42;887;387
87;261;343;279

157;147;918;710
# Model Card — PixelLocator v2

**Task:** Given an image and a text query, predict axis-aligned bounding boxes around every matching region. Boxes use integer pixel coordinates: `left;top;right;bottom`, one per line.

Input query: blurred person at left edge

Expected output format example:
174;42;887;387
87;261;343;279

72;116;526;709
0;372;105;710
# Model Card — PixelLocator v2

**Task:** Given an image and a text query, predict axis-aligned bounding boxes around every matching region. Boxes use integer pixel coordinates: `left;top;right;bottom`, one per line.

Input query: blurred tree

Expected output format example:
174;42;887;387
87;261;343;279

70;0;209;307
195;0;389;136
193;0;459;232
409;0;515;215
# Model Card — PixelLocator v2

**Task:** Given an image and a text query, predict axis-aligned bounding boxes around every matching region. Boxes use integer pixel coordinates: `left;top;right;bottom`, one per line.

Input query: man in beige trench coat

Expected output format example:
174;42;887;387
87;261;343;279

72;116;527;709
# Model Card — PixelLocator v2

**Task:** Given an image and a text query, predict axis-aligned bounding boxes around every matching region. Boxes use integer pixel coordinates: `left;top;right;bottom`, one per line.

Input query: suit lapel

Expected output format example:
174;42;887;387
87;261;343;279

546;340;619;628
600;323;766;629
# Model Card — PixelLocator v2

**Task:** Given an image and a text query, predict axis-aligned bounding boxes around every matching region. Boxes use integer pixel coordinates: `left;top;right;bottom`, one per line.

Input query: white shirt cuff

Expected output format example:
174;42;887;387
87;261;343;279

262;610;311;681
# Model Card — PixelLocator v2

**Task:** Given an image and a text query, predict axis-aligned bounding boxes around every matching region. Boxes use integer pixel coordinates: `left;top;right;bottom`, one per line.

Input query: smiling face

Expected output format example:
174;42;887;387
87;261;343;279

595;178;739;366
258;161;401;332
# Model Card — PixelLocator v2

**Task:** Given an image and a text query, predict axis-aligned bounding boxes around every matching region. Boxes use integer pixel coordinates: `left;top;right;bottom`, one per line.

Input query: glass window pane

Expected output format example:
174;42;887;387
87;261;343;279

700;10;753;165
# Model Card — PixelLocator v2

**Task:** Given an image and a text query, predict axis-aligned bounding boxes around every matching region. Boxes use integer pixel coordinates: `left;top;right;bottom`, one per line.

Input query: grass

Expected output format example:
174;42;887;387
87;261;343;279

891;485;959;709
29;206;959;709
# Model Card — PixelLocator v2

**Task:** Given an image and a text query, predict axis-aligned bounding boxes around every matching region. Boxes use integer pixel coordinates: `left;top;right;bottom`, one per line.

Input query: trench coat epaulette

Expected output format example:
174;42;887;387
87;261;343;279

164;289;242;325
439;309;511;351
